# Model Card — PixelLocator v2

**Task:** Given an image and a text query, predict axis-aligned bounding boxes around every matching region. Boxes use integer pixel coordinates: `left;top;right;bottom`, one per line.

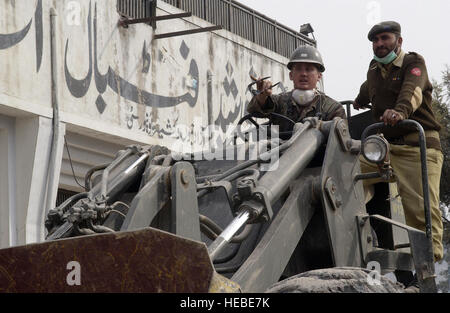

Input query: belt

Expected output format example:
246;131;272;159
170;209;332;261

387;130;440;146
387;137;405;145
403;129;440;143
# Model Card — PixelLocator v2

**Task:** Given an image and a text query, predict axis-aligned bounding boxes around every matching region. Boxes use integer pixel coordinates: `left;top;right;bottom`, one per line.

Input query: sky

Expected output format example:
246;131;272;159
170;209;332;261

241;0;450;105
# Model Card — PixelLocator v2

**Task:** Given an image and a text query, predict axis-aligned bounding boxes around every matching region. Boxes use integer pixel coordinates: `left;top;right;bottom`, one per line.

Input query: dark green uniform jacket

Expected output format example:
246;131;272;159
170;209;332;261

247;90;346;134
355;50;441;150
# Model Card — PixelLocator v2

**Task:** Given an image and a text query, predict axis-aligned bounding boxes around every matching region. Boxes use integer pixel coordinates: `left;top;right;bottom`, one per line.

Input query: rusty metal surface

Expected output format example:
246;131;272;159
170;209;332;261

208;272;241;293
0;228;214;293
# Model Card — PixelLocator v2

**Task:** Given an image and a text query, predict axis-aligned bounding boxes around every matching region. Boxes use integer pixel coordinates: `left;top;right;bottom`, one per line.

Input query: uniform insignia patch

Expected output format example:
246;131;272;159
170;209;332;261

411;67;421;77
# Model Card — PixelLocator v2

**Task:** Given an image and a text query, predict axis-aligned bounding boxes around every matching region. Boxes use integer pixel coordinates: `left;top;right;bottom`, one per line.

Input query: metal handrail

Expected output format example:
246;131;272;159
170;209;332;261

160;0;315;57
361;120;434;260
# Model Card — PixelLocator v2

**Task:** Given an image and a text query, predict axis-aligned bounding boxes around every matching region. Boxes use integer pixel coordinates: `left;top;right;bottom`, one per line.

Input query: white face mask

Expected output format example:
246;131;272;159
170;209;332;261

292;89;317;106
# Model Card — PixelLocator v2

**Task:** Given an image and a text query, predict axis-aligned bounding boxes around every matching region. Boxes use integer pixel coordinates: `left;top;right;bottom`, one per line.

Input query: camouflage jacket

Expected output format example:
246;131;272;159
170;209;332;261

247;90;346;134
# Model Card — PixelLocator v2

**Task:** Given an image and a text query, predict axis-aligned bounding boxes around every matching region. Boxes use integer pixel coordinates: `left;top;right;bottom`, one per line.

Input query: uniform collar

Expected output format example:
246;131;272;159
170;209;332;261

375;49;405;78
290;90;323;120
392;49;406;67
375;49;405;69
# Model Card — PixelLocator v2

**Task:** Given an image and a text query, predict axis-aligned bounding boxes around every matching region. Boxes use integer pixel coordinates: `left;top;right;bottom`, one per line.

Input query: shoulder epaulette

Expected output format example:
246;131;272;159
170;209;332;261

403;51;424;65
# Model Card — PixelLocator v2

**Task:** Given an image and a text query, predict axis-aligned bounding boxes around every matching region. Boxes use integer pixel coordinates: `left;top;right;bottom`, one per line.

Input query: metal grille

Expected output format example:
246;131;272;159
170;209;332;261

180;0;206;20
117;0;156;19
163;0;178;6
160;0;315;58
205;0;230;31
231;3;253;42
56;189;78;207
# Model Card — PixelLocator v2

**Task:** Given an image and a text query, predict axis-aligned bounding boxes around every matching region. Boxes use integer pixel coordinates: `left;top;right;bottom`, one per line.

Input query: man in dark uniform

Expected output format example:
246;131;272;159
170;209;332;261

247;45;345;134
354;21;444;262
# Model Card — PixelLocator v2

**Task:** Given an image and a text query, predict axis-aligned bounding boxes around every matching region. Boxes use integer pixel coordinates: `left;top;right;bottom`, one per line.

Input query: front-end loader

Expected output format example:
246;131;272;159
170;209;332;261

0;109;438;293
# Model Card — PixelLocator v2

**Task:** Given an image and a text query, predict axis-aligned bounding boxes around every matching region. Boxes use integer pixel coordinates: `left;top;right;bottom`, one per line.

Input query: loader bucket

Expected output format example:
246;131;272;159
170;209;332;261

0;227;238;293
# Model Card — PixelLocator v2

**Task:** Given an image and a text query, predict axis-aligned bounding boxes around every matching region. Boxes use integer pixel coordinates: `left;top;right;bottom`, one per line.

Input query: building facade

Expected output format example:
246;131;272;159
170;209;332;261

0;0;315;247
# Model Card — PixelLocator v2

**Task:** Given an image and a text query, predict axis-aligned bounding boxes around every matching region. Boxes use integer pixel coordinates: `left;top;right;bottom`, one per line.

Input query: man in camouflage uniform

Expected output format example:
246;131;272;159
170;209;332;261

247;45;345;135
354;21;444;262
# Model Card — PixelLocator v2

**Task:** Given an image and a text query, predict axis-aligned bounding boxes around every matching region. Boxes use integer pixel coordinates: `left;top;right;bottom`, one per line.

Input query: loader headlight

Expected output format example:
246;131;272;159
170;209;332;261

362;135;389;164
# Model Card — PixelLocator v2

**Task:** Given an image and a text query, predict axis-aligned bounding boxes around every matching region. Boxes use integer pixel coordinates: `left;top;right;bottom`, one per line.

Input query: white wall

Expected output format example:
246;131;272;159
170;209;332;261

0;0;291;147
0;0;294;245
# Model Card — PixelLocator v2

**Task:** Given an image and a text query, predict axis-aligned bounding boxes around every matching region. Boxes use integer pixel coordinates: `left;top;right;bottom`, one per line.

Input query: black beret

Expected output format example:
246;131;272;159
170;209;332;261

368;21;401;41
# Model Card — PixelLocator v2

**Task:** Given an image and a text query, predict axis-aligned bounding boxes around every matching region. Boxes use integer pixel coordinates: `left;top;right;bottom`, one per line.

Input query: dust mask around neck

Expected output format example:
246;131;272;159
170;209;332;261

373;44;399;65
292;89;317;106
373;49;397;64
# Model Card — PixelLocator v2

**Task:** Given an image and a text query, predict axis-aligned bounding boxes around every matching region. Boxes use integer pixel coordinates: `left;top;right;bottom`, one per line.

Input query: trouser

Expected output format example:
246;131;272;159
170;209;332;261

359;144;444;261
